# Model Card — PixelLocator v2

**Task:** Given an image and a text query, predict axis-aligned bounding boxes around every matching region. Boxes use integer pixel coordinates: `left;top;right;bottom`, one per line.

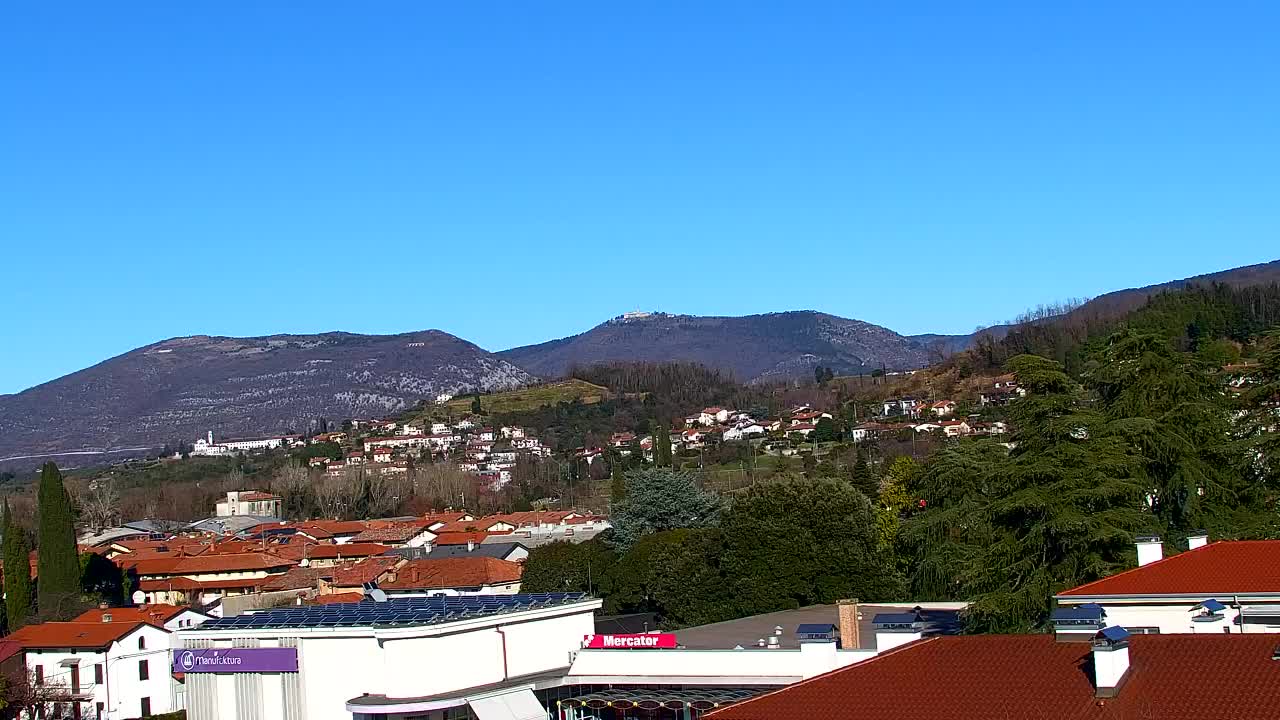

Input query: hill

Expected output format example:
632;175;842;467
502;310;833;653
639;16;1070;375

912;259;1280;353
499;311;932;383
435;379;611;417
0;331;534;463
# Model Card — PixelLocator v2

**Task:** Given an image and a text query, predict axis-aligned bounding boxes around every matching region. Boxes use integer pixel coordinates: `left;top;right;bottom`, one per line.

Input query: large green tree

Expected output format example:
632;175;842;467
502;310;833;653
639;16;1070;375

719;477;904;615
650;420;673;467
1;501;32;630
608;468;721;553
36;462;81;619
1238;330;1280;498
902;355;1151;632
1084;330;1240;532
519;539;617;596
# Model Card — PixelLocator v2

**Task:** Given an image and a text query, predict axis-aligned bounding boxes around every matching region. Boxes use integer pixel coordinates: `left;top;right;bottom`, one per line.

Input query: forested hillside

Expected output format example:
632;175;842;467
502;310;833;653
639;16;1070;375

523;283;1280;632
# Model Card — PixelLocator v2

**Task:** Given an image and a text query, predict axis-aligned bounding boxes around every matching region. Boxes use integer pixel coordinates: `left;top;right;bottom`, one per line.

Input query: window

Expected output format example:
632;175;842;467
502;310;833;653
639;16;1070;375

95;664;103;684
1126;627;1161;635
138;659;149;680
70;665;80;694
34;665;43;685
138;636;146;650
140;697;151;717
96;702;104;720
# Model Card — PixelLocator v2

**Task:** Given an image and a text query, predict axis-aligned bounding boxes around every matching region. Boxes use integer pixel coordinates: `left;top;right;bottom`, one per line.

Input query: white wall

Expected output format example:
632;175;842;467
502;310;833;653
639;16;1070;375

25;625;173;720
1057;598;1280;634
567;643;878;683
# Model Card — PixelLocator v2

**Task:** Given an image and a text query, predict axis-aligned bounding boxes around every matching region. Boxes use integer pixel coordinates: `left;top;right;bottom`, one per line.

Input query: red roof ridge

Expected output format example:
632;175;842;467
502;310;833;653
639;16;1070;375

1056;540;1280;597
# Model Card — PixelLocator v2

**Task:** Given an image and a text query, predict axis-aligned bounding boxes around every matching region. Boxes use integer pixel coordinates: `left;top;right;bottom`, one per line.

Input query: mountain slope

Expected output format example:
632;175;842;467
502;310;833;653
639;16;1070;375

499;311;931;383
0;331;534;460
910;259;1280;352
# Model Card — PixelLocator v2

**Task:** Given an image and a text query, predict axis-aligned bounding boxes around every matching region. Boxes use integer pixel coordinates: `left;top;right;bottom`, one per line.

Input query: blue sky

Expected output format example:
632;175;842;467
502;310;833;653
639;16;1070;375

2;2;1277;395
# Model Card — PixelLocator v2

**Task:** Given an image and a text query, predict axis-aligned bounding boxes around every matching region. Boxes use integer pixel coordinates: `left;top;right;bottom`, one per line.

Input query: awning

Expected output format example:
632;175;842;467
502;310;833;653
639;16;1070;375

469;689;548;720
560;688;763;711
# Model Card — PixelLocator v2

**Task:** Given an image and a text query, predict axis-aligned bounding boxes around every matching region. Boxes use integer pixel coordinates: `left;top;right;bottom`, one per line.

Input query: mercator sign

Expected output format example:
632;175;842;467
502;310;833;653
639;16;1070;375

583;633;678;649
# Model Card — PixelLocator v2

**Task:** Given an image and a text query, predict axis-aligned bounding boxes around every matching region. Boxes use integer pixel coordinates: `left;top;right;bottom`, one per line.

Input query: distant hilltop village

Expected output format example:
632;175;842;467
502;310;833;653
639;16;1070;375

610;310;662;323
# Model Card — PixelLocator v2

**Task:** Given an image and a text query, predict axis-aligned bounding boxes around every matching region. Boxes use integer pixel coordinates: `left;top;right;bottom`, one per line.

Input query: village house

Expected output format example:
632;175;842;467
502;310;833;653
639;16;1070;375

6;620;176;720
930;400;957;417
214;490;282;518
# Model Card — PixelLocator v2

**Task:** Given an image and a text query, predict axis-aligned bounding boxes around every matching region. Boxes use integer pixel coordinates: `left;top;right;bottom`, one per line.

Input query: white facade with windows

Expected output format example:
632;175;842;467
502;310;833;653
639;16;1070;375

20;623;174;720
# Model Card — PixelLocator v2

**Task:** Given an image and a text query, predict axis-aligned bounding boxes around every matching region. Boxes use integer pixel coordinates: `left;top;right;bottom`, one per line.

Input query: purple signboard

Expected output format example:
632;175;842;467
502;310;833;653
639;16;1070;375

173;648;299;673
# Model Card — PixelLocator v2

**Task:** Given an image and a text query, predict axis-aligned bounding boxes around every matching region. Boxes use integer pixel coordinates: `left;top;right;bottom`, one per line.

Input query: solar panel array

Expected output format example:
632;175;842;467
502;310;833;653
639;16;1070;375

199;593;589;631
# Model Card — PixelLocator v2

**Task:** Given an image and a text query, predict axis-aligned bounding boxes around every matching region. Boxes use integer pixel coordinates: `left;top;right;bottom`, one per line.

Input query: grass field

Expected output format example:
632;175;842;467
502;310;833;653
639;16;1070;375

441;379;611;415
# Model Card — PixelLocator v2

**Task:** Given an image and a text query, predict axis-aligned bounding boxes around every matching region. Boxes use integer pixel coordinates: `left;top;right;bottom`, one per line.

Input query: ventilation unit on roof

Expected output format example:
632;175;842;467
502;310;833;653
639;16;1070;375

1052;604;1107;642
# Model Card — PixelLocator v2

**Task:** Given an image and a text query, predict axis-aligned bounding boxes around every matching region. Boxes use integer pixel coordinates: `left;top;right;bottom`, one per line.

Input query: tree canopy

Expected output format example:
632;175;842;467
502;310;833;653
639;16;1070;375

36;462;81;619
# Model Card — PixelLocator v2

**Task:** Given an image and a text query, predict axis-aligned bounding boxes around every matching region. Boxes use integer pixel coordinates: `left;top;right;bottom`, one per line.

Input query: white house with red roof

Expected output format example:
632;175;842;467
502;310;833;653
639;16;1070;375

929;400;957;417
5;619;175;720
1054;535;1280;634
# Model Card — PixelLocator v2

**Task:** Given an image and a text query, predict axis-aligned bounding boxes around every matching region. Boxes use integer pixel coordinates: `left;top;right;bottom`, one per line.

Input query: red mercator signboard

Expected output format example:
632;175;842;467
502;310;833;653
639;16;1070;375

583;633;678;649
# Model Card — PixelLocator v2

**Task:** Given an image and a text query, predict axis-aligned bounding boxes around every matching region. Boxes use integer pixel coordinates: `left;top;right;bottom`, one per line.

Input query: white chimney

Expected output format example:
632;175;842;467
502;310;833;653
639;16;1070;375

1136;536;1163;566
466;540;476;552
1187;532;1209;551
876;628;923;652
1092;627;1131;697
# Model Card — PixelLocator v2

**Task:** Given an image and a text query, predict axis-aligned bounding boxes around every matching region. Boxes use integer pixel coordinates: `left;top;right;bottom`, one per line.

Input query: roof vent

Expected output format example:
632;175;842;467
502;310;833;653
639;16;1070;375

101;613;112;623
1051;604;1106;642
1272;644;1280;661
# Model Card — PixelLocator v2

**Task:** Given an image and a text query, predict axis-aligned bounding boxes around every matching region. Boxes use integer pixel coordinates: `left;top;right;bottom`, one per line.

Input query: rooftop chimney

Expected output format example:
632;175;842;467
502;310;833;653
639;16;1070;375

467;540;476;552
1136;536;1163;566
1187;531;1209;551
837;599;861;650
1092;626;1132;697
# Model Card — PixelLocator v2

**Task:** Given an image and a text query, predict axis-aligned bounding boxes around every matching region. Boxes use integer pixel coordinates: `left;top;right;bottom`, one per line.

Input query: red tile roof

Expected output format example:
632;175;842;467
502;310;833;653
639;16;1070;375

137;577;269;592
707;634;1280;720
330;556;402;588
73;604;195;627
433;531;492;546
379;557;522;591
352;522;434;544
307;591;365;605
131;553;295;576
298;543;390;560
1058;541;1280;597
5;621;148;650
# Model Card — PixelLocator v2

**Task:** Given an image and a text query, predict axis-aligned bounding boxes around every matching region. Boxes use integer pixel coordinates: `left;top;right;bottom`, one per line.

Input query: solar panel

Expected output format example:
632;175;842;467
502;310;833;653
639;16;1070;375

198;592;590;631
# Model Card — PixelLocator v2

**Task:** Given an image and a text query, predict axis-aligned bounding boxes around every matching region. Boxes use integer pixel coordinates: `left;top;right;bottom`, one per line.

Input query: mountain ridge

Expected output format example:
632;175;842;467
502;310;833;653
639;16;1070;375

499;310;934;383
0;329;534;462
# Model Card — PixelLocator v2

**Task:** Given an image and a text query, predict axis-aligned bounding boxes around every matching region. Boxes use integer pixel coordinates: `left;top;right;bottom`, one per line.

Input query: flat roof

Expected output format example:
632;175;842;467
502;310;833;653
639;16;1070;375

195;593;591;632
672;604;962;650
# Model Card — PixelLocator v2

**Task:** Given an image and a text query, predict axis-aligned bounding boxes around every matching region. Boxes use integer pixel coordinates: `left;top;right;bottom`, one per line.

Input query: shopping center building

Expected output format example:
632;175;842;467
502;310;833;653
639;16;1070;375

176;593;960;720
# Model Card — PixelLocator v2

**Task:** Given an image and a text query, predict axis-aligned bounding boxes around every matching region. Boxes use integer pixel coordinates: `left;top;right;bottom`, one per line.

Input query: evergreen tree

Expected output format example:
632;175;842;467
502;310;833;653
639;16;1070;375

471;394;483;414
849;451;878;499
901;355;1151;632
651;420;672;467
609;468;721;553
36;462;81;619
610;461;627;504
2;500;32;630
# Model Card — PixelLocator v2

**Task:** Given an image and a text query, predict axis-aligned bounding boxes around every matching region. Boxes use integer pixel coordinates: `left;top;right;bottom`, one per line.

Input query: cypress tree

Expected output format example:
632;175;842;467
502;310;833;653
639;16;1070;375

36;462;81;618
2;500;32;630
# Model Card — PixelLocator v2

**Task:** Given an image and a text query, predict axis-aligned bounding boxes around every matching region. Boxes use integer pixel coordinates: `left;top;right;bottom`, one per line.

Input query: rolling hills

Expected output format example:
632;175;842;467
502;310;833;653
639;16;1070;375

0;331;533;463
498;311;934;383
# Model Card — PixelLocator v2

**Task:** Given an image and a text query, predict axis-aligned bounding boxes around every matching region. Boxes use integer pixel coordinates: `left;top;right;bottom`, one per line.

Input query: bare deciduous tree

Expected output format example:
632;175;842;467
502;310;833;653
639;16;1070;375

79;477;120;532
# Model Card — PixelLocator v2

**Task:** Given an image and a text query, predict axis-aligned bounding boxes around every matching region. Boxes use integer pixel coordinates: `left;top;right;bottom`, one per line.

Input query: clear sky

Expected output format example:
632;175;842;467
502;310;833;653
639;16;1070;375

2;2;1277;395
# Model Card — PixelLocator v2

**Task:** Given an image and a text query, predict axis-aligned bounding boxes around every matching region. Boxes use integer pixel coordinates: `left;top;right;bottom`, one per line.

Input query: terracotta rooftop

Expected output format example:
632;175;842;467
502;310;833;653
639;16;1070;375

73;604;196;627
131;552;295;576
433;531;492;546
380;557;522;591
306;591;365;605
352;523;434;544
330;556;402;587
6;621;149;650
1058;541;1280;597
707;634;1280;720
